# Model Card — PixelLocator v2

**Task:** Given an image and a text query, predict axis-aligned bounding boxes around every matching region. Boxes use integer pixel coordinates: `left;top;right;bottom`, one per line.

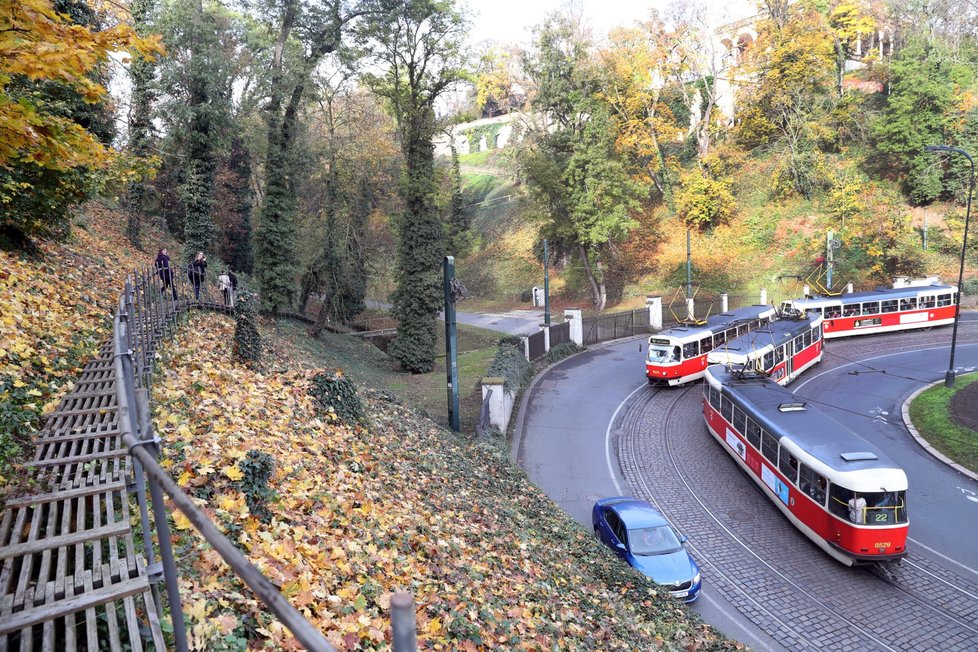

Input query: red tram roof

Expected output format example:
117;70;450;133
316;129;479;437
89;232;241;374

790;283;956;306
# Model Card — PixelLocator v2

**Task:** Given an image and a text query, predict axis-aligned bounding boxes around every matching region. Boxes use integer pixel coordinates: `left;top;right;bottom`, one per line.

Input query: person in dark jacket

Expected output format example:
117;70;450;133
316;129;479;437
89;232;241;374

190;251;207;301
155;248;177;299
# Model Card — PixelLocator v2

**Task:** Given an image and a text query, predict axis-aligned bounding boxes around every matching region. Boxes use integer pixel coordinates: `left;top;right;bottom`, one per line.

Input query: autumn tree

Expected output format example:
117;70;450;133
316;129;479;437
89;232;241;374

253;0;370;315
125;0;158;248
213;137;254;273
0;0;161;248
520;12;642;311
361;0;469;373
735;5;836;196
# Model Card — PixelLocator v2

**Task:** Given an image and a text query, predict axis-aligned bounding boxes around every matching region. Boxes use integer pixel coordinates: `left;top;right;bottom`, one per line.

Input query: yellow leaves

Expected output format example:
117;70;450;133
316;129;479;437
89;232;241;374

172;511;192;531
222;464;244;481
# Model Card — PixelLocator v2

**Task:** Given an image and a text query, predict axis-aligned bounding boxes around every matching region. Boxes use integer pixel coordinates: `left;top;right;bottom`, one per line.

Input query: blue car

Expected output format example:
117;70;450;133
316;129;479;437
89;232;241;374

592;496;702;602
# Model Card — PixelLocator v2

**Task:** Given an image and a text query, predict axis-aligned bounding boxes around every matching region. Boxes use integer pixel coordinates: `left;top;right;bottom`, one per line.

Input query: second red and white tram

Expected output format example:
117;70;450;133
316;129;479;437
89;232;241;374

707;312;824;385
646;305;777;386
781;278;957;339
702;365;909;566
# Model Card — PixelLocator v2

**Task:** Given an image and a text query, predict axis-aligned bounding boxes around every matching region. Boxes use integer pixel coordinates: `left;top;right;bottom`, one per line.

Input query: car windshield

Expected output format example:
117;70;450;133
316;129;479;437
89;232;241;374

647;345;678;364
629;525;682;555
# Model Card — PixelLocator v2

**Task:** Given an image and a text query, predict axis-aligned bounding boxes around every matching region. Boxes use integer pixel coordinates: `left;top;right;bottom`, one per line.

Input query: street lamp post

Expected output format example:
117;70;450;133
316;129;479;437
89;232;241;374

925;145;975;388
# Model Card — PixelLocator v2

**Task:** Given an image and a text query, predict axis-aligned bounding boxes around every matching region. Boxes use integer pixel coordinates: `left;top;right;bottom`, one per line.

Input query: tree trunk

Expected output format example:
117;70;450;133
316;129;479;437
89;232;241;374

579;244;607;311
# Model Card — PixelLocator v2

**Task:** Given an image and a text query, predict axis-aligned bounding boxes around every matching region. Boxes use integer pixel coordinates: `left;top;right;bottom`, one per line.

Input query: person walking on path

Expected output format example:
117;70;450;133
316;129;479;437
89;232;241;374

189;251;207;301
155;248;177;299
218;270;234;308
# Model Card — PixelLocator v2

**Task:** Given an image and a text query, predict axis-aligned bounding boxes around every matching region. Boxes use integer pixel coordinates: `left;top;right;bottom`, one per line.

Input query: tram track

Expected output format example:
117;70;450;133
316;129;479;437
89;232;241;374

614;323;978;651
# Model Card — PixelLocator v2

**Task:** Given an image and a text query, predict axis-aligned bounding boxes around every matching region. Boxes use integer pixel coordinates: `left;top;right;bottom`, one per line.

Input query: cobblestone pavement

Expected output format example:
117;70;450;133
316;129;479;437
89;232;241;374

615;324;978;652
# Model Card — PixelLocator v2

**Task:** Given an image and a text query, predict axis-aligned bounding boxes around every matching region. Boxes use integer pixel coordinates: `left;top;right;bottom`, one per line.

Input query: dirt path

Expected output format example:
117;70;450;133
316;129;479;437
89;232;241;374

949;380;978;432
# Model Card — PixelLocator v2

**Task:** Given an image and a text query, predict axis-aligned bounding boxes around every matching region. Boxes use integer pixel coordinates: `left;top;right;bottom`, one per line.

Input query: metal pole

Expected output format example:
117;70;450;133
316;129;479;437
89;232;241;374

925;145;974;388
686;228;693;320
390;592;418;652
543;239;551;327
444;256;460;432
826;230;834;289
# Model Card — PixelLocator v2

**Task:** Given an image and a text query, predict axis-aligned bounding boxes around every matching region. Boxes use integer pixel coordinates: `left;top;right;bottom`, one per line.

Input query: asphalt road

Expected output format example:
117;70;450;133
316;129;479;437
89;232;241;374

514;317;978;650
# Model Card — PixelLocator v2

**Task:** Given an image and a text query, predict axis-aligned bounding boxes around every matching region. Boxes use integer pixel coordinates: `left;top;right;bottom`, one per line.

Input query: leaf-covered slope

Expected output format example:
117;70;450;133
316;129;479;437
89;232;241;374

154;315;739;651
0;203;176;492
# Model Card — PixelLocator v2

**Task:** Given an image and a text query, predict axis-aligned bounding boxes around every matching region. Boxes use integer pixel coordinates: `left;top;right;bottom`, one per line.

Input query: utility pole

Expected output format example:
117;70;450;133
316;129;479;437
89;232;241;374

826;229;834;290
923;215;928;251
544;239;551;327
686;228;693;319
443;256;460;431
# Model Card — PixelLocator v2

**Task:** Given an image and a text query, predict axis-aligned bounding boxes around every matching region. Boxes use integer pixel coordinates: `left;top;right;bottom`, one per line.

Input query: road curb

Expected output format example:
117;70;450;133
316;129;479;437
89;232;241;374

901;377;978;483
509;333;648;464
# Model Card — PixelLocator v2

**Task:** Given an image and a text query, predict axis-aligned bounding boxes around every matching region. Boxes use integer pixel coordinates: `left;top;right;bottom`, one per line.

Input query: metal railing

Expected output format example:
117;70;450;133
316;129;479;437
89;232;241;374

581;308;652;344
113;265;418;650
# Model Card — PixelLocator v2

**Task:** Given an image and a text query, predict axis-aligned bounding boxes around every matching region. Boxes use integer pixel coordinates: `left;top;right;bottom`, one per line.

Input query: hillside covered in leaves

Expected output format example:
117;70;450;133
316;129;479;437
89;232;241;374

0;204;176;491
152;315;738;650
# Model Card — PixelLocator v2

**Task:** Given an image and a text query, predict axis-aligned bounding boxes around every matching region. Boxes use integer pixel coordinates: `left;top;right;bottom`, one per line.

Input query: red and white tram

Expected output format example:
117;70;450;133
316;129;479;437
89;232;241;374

702;365;908;566
646;305;777;386
707;312;824;386
781;277;957;339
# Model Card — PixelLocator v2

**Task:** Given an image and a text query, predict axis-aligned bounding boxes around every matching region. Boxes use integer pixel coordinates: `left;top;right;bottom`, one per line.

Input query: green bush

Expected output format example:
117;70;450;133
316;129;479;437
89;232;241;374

546;342;583;364
486;342;532;392
237;450;276;523
309;370;367;426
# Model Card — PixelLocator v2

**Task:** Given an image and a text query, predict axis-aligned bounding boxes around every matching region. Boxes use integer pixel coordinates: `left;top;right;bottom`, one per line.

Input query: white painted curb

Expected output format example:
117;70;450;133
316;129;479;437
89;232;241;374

901;377;978;483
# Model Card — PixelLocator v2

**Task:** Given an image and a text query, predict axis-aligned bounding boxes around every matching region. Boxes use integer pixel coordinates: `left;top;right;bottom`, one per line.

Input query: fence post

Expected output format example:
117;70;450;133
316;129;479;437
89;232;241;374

391;592;418;652
542;324;550;353
721;293;728;312
563;309;583;345
760;288;768;305
846;282;854;294
803;284;811;298
522;336;530;361
481;378;509;431
646;296;662;330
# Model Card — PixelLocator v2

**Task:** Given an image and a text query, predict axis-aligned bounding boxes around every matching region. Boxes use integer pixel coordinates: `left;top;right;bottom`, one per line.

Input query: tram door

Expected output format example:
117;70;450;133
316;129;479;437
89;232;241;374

785;344;794;382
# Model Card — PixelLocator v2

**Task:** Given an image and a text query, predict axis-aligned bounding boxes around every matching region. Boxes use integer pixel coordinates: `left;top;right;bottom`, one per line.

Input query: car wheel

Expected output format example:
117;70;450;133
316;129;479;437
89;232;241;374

593;526;601;539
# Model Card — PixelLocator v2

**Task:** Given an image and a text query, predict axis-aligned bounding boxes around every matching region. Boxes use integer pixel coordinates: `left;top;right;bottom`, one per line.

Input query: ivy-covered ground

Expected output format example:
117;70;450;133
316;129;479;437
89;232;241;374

153;314;741;651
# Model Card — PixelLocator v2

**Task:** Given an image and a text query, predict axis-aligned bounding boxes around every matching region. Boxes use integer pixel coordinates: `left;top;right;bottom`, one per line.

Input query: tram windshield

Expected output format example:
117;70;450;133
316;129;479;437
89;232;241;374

828;486;907;525
647;344;680;364
629;525;683;555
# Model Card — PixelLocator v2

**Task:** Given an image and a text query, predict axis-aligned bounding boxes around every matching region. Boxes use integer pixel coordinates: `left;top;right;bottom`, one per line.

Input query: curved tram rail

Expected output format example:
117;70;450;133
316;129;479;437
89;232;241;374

614;339;978;650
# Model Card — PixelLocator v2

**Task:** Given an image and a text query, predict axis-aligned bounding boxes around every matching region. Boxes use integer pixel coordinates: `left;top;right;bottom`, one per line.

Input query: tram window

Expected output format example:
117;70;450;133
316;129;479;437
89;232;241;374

733;405;747;434
842;303;860;317
863;491;908;525
919;295;936;308
683;341;699;358
720;395;734;422
802;330;811;347
744;417;762;449
899;297;917;311
700;337;713;353
798;464;826;504
937;293;952;307
778;448;798;482
737;324;749;336
829;485;855;521
814;325;822;340
762;352;774;370
824;306;841;319
710;385;720;408
714;331;727;348
861;301;880;315
760;431;778;464
881;299;898;313
774;347;785;364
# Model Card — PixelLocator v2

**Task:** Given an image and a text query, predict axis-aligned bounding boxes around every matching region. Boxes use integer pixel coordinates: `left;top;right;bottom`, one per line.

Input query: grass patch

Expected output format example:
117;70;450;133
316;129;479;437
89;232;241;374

908;372;978;474
269;318;502;433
